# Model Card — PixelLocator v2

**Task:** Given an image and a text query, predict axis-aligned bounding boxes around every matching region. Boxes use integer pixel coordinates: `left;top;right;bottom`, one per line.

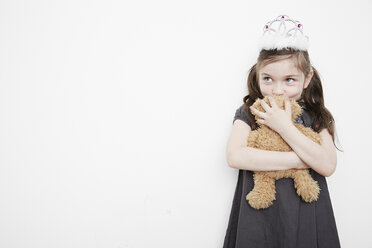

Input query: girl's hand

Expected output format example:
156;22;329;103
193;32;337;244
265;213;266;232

250;96;293;135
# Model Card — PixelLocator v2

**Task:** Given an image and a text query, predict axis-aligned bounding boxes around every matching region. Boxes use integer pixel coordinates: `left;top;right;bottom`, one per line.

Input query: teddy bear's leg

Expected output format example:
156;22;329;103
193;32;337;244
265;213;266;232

293;170;320;202
246;173;276;210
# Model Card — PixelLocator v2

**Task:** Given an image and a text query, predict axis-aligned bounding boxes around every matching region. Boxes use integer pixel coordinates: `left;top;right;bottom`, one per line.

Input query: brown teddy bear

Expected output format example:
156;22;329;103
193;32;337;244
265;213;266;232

245;95;321;210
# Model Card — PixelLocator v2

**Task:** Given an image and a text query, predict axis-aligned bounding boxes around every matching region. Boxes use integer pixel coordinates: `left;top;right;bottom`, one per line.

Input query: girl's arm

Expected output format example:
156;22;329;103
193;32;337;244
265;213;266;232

229;147;309;171
279;125;337;177
226;119;310;171
249;98;337;177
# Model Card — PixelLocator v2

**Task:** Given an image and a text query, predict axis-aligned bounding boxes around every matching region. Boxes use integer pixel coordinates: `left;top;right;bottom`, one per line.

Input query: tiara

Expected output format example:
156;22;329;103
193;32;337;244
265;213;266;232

258;15;309;51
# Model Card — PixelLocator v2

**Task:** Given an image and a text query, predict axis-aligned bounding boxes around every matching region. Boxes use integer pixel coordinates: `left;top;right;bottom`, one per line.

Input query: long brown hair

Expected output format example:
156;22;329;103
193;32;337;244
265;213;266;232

242;48;343;152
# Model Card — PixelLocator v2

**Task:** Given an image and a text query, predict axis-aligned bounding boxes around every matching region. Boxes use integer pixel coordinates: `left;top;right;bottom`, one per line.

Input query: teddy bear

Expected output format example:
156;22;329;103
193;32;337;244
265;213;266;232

245;94;321;210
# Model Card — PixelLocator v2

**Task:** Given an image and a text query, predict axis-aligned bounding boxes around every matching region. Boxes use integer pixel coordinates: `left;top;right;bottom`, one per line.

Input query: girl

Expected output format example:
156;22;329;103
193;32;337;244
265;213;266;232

224;15;342;248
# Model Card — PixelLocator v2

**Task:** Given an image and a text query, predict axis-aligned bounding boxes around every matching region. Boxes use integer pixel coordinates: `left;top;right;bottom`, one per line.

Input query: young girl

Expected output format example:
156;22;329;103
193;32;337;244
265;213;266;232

224;15;341;248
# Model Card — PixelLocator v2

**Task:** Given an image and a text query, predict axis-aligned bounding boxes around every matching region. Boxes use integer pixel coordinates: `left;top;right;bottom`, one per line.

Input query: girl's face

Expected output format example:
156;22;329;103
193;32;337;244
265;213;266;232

258;57;314;101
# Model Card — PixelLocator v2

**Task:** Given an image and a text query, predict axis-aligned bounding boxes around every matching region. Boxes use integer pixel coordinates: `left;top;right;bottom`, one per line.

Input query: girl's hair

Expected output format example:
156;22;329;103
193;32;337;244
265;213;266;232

242;48;343;152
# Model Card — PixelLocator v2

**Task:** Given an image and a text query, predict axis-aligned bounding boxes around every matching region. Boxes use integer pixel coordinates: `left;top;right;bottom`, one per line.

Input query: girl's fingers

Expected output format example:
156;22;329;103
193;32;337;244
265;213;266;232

285;98;291;111
260;99;271;112
250;106;264;118
268;96;277;109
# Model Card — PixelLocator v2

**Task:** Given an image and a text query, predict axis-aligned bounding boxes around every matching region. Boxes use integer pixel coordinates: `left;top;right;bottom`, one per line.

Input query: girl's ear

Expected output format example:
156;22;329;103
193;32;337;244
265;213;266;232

304;69;314;89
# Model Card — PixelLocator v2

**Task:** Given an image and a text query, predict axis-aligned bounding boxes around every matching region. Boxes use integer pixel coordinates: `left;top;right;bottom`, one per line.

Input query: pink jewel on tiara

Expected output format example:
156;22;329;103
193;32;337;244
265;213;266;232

298;24;302;28
265;25;268;29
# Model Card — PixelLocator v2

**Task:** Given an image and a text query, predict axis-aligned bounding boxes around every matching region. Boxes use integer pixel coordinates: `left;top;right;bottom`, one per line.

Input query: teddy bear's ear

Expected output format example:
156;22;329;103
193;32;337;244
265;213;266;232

250;98;265;126
252;98;265;115
291;101;303;120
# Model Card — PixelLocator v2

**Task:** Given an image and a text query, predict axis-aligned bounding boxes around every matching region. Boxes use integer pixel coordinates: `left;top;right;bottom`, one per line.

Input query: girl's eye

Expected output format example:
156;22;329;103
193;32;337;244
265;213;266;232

263;77;272;82
263;77;295;83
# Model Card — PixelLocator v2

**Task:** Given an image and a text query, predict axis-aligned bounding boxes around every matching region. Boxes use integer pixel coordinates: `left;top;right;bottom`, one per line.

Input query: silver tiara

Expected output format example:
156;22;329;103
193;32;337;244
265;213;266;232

258;15;309;51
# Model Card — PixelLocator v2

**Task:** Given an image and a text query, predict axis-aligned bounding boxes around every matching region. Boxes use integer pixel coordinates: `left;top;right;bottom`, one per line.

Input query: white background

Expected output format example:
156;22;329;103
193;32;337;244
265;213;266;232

0;0;371;247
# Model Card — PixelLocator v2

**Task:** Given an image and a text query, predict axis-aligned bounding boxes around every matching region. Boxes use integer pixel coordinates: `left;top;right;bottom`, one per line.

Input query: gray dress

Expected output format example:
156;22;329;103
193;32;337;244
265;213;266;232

223;104;341;248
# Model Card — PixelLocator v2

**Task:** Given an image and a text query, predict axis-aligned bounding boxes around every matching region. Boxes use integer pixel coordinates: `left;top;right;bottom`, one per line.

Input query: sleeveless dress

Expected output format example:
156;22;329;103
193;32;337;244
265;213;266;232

223;104;341;248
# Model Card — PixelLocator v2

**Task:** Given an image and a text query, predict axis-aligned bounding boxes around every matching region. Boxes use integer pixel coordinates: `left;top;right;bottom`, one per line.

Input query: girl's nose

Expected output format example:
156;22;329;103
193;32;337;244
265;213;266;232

272;84;284;95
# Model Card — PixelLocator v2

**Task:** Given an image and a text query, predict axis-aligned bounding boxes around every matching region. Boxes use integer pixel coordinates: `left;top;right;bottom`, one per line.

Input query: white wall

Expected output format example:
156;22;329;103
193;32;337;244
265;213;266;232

0;0;371;247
